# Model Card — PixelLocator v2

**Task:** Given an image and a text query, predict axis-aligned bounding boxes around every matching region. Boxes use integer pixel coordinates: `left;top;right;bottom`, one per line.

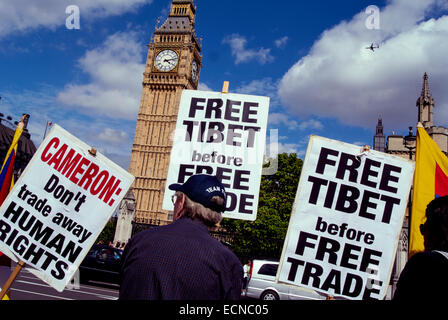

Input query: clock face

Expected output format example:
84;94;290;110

191;60;198;81
154;49;179;72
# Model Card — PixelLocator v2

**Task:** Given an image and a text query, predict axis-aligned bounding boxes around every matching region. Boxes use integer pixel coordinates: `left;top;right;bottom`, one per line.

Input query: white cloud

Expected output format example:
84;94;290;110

269;113;298;130
268;113;323;132
0;0;152;37
265;141;302;157
298;119;324;131
265;132;311;159
276;142;300;154
234;77;281;108
0;86;135;169
222;34;274;65
274;36;289;48
198;82;213;91
0;87;59;146
57;31;145;120
235;77;276;95
278;0;448;130
97;128;129;145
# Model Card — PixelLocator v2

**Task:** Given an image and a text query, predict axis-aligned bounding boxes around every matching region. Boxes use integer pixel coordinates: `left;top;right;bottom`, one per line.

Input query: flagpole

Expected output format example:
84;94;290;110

0;115;25;172
0;114;27;299
43;121;49;141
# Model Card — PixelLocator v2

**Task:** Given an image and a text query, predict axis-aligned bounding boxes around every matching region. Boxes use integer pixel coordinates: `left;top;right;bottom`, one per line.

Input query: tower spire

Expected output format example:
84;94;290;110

416;72;435;128
421;72;430;99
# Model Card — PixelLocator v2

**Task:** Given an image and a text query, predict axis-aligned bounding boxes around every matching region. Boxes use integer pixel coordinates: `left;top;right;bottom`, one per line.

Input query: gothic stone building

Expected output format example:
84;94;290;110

374;73;448;157
372;73;447;298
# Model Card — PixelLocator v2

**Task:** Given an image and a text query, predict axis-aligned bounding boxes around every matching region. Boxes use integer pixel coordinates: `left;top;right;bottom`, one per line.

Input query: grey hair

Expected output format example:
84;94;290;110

176;191;224;227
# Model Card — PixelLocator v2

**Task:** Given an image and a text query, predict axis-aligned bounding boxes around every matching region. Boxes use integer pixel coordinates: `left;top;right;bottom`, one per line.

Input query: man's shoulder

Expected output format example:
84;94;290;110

127;219;208;247
411;250;448;262
127;224;172;245
407;250;448;274
210;239;241;266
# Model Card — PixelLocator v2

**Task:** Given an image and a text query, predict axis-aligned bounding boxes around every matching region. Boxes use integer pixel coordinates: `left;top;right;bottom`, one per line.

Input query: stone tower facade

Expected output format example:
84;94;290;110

373;116;385;152
128;0;202;226
418;73;448;152
376;73;448;158
113;189;136;246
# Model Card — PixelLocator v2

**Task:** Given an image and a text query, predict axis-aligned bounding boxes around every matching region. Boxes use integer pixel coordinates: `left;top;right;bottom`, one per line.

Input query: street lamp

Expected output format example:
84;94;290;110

403;126;416;252
403;126;416;160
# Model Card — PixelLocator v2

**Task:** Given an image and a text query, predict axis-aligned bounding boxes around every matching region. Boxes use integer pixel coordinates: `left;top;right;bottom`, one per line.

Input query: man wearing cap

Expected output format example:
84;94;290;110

119;174;243;300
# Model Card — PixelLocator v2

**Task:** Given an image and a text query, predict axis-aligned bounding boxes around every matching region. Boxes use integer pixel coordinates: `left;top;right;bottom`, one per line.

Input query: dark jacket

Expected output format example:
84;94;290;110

119;217;243;300
393;250;448;300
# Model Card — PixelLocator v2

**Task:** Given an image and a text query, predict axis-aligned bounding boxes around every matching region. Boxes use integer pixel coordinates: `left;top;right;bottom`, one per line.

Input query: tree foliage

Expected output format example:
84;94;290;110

221;153;303;261
95;218;117;244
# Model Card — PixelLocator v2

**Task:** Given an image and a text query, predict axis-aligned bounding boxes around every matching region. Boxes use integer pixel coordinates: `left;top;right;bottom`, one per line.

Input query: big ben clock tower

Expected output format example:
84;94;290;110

128;0;202;226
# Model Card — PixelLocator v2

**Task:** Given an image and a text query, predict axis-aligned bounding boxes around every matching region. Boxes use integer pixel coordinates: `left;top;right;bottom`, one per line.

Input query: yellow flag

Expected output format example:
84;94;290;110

409;124;448;256
0;291;8;300
1;122;23;166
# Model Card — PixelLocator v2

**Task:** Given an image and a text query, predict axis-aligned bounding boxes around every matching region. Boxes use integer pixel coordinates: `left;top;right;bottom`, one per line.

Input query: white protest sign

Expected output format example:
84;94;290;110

0;124;134;292
162;89;270;221
277;136;415;300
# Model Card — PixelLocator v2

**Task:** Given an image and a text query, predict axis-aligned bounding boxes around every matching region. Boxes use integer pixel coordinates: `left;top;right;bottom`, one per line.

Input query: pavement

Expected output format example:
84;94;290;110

8;268;119;300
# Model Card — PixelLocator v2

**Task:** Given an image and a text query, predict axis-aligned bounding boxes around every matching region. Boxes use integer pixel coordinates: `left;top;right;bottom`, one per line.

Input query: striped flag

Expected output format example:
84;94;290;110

0;116;25;299
0;120;24;203
409;123;448;256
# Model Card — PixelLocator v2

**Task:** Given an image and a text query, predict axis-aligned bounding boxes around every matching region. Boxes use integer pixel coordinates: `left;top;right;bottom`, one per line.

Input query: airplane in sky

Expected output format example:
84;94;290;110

366;43;380;52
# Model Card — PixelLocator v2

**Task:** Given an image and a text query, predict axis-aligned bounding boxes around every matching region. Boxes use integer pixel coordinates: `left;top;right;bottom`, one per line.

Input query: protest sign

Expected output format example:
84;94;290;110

162;89;270;221
0;124;134;292
277;136;415;300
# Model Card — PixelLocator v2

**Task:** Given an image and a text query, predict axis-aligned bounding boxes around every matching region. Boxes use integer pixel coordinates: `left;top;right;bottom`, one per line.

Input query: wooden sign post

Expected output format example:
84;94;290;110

222;81;229;94
0;260;25;300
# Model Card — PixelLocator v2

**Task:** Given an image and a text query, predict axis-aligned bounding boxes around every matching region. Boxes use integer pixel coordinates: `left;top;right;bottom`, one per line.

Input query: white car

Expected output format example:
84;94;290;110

246;260;327;300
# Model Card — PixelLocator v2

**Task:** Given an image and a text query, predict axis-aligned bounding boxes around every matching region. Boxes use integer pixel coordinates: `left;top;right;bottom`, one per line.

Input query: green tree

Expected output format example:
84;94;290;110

221;153;303;260
95;218;117;245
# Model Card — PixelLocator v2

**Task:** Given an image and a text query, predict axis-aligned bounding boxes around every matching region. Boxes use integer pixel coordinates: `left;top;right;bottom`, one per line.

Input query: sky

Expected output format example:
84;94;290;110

1;0;448;170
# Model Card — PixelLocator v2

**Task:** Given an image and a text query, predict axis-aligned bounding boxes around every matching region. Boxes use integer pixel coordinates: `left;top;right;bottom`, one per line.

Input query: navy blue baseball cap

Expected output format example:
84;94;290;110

169;174;227;212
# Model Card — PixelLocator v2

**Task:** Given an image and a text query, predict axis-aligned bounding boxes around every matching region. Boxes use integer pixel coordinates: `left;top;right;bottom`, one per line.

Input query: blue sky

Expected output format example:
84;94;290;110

1;0;448;169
